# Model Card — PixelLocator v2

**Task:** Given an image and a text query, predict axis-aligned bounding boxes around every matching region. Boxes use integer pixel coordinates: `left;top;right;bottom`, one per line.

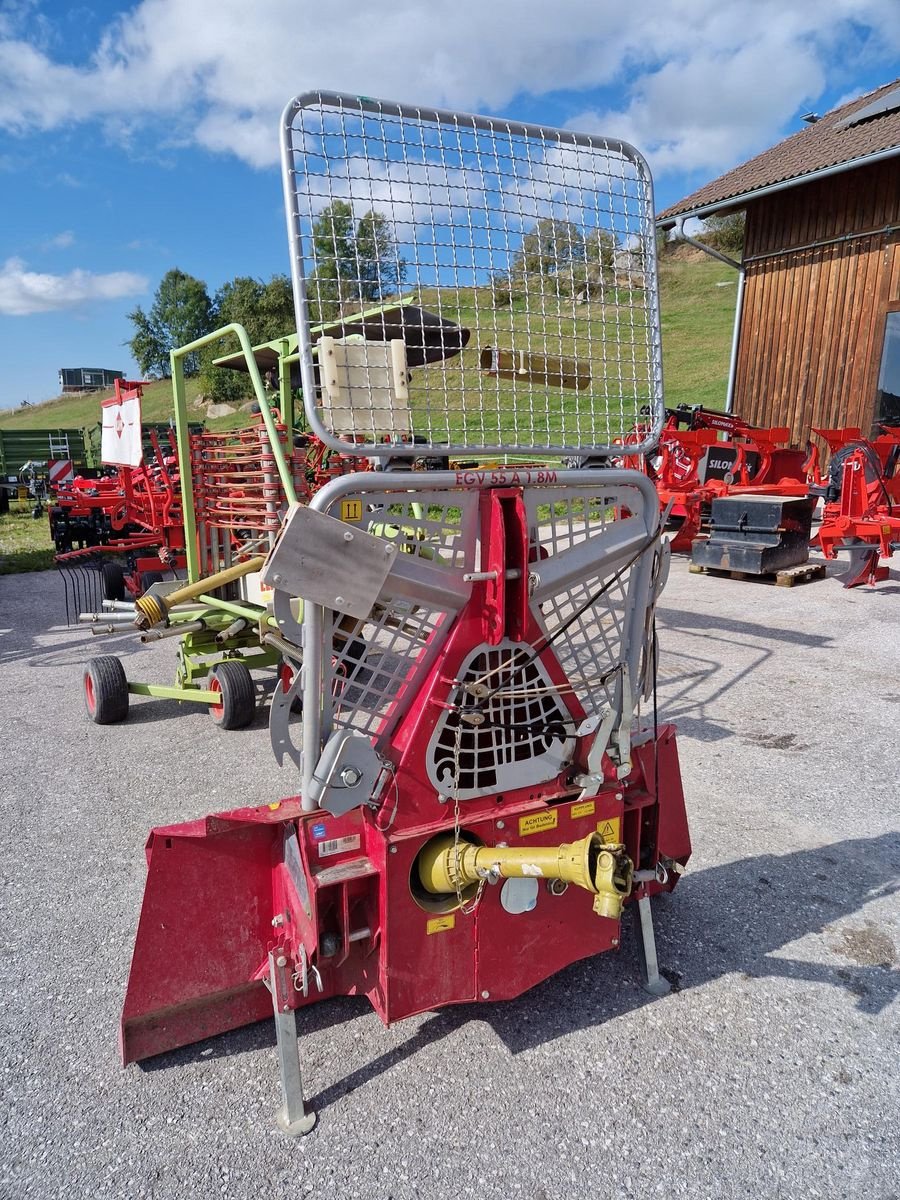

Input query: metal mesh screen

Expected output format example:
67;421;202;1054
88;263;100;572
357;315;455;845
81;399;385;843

281;92;663;457
525;486;643;719
323;489;479;740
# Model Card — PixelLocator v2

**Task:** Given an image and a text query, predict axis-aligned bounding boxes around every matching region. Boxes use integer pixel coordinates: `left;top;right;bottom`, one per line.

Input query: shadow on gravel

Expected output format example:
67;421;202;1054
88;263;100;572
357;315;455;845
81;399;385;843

137;833;899;1113
654;606;835;742
120;694;273;728
656;606;834;649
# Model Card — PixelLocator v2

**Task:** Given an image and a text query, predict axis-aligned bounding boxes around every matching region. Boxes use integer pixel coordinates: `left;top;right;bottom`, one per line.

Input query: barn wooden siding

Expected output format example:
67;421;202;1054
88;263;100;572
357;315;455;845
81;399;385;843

733;158;900;443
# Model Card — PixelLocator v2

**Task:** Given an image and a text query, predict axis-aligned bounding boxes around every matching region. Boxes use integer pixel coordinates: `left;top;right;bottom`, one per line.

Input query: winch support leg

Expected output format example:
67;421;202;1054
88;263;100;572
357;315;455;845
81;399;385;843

633;894;671;997
269;950;316;1136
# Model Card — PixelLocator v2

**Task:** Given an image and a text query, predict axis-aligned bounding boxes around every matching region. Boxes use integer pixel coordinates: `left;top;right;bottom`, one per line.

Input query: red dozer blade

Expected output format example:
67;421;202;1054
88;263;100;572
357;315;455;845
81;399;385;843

119;800;301;1064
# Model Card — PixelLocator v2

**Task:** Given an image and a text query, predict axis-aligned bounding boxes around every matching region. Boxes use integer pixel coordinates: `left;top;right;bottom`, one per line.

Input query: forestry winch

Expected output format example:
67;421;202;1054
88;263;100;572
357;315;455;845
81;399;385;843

119;91;692;1134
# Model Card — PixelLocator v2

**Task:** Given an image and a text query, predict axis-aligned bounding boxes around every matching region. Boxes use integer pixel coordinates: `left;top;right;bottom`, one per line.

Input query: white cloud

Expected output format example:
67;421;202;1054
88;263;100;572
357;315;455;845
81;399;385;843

41;230;75;250
0;0;899;182
0;257;147;315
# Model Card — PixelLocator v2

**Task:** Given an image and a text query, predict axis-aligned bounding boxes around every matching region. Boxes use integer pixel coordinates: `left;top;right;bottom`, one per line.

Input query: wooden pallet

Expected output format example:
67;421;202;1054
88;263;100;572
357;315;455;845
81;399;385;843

689;562;826;587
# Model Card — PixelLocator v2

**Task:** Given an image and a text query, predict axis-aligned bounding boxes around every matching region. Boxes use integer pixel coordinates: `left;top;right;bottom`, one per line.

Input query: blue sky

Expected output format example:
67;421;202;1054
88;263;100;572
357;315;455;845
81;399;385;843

1;0;898;407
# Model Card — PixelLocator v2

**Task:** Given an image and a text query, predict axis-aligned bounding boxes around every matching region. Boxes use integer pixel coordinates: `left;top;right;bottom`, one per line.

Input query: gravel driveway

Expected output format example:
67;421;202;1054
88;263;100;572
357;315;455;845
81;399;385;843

1;557;898;1199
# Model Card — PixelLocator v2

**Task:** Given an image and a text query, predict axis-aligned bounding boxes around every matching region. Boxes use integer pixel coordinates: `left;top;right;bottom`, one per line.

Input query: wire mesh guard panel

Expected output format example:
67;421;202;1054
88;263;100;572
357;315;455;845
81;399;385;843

322;489;479;741
314;478;654;798
282;92;663;456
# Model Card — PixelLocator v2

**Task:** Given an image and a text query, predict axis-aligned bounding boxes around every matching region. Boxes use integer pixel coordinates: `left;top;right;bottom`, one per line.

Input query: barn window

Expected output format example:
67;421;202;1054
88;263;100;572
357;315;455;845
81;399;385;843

874;311;900;431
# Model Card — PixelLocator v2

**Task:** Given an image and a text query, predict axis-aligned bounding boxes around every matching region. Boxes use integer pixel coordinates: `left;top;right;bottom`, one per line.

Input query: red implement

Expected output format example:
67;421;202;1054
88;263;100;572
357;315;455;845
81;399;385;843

812;428;900;586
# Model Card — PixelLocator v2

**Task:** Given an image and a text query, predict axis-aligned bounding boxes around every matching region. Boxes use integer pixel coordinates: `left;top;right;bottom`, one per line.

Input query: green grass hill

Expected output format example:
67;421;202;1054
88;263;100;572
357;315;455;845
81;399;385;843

0;255;738;434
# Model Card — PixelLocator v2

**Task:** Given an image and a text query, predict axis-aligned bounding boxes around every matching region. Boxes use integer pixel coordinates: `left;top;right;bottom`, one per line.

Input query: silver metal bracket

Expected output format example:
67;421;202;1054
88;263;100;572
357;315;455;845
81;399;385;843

268;949;317;1136
308;729;384;816
262;502;398;618
633;893;671;997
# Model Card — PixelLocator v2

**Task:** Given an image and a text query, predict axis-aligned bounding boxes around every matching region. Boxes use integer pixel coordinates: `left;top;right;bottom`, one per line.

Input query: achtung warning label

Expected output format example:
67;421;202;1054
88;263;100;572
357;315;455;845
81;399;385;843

570;800;596;819
596;817;622;844
427;915;455;935
519;809;559;837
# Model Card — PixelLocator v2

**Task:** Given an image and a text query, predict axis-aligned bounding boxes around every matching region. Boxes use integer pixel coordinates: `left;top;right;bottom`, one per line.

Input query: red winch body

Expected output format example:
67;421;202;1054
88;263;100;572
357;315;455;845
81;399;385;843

120;481;691;1063
121;732;689;1064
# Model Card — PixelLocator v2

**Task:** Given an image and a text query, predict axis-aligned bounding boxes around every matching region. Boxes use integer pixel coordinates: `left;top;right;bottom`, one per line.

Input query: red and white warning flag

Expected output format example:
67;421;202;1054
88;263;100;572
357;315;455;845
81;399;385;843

101;387;143;467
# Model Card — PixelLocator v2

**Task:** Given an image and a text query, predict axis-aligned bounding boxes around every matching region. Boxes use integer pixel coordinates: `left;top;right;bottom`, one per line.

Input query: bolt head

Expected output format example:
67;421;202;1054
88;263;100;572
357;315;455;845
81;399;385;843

272;573;282;585
343;530;353;541
481;990;490;999
276;955;287;967
496;820;505;830
334;595;345;606
389;845;398;854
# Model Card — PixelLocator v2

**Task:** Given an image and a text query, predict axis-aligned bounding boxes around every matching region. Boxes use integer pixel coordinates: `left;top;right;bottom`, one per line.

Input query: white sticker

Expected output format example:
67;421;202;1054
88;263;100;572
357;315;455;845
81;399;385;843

318;834;361;858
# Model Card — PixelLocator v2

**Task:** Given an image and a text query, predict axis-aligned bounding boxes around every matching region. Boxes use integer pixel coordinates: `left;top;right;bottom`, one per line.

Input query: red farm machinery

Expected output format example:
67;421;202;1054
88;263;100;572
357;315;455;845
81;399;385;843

807;425;900;586
111;92;692;1135
51;379;189;614
636;405;810;555
625;405;899;586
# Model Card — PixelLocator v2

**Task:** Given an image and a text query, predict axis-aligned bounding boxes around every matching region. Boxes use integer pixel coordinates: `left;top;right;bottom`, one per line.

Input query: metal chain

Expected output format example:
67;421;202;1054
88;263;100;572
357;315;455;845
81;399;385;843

450;690;486;917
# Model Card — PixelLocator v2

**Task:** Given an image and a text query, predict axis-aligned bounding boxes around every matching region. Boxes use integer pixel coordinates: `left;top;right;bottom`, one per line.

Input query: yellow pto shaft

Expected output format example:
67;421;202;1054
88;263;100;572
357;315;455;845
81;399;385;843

133;555;266;631
417;831;633;920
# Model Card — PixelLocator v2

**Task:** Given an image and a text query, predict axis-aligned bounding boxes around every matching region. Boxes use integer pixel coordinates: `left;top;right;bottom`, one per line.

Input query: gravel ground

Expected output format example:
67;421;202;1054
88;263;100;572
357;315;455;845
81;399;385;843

1;557;898;1200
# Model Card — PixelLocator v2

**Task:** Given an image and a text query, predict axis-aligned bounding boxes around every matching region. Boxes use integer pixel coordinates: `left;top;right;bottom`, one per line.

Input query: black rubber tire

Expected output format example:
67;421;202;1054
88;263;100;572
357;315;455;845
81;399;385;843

208;659;256;730
139;570;164;595
84;656;129;724
101;561;126;602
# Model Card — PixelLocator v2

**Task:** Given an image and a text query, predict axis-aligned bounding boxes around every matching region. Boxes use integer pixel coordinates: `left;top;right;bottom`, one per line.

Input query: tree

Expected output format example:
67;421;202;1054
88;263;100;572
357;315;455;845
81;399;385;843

493;218;617;306
700;212;745;257
127;268;214;376
199;274;296;404
306;201;407;323
354;209;407;302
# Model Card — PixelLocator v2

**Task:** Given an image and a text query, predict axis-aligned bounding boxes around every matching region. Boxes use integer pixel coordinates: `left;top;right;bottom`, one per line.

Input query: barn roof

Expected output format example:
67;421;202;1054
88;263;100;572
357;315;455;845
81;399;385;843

657;78;900;227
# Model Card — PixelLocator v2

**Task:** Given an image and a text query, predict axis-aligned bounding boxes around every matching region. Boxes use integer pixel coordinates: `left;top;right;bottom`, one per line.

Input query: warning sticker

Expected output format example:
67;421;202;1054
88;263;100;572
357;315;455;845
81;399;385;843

427;915;455;935
318;834;361;857
341;499;363;521
519;809;559;837
570;800;596;819
596;817;622;844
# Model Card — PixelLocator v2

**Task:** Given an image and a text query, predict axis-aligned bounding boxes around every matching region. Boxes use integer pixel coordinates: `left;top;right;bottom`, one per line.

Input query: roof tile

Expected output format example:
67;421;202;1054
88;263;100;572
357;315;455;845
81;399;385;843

657;79;900;223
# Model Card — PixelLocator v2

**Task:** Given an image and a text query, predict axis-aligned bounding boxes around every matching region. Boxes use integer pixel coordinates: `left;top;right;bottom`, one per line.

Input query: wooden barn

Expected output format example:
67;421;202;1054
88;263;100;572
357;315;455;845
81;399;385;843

657;79;900;443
